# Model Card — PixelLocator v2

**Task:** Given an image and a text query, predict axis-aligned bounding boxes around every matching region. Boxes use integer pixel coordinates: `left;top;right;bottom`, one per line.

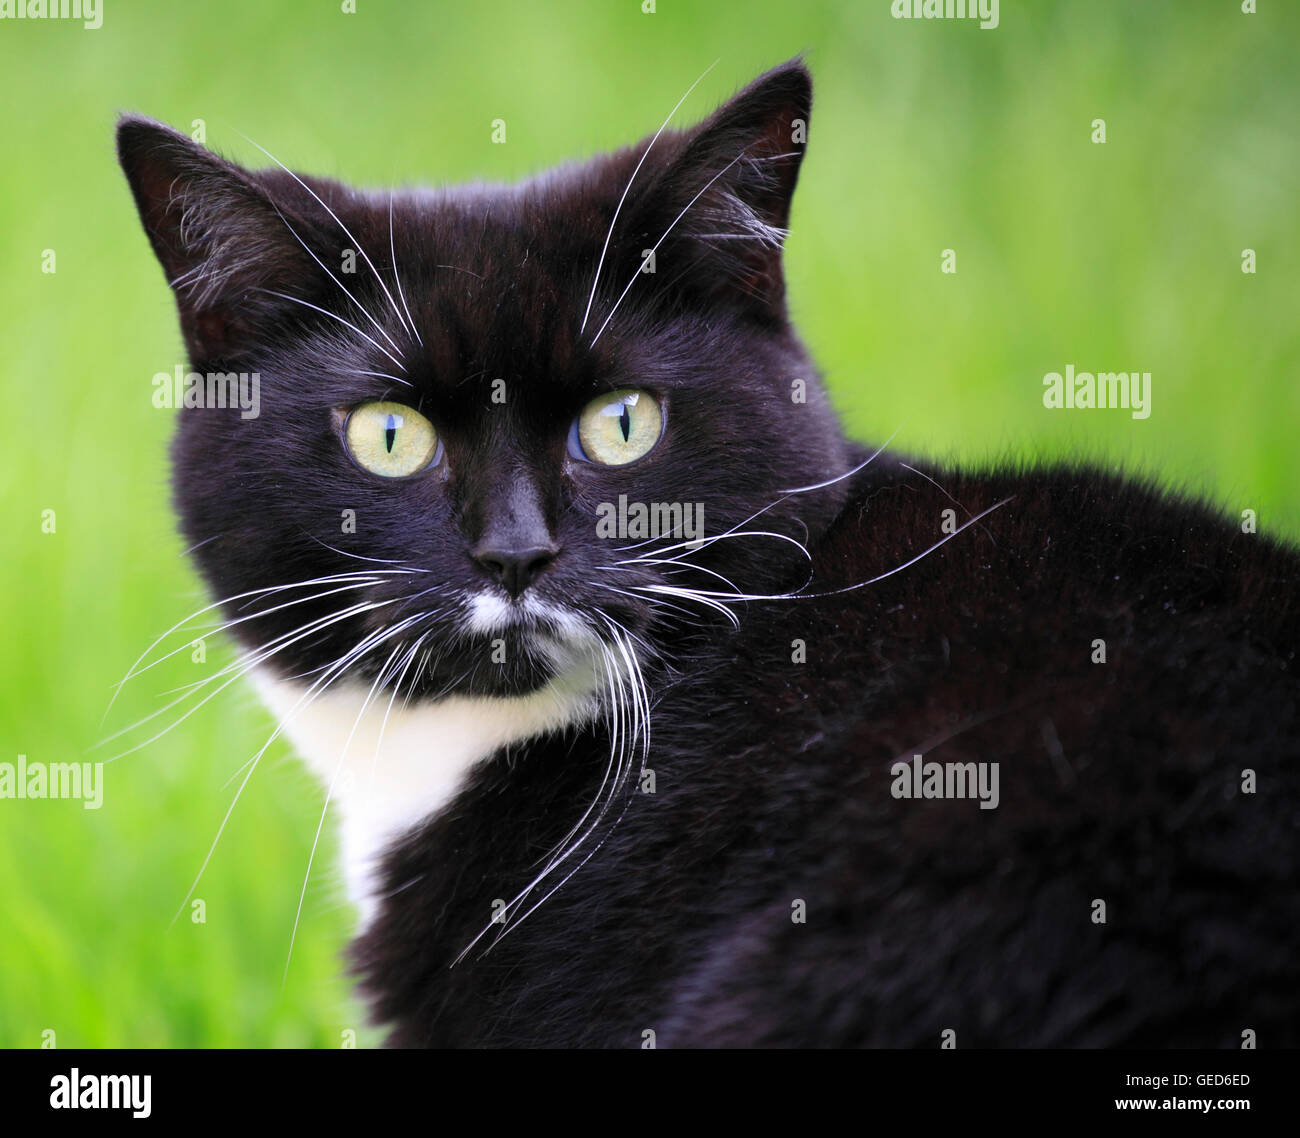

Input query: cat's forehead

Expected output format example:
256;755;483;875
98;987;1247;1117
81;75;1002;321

377;173;645;405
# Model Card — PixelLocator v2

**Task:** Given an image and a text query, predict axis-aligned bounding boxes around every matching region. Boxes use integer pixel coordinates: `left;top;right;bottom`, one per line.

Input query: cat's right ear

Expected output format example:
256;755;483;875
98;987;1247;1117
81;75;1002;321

117;116;319;361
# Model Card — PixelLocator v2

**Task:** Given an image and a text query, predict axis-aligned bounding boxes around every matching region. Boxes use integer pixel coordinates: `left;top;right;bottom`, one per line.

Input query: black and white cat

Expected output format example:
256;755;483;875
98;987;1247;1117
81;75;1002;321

118;60;1300;1047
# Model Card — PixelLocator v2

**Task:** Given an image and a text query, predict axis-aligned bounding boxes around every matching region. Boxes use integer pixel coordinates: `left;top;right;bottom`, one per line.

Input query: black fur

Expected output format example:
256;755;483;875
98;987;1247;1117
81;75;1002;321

354;460;1300;1046
119;60;1300;1047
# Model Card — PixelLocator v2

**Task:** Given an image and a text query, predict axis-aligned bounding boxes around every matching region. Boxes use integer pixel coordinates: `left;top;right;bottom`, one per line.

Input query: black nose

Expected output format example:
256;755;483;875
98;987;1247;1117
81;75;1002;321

473;545;558;598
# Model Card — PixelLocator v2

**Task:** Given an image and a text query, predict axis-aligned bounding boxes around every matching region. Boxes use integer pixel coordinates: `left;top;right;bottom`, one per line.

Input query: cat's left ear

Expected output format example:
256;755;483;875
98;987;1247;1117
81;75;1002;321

117;116;331;363
639;59;812;322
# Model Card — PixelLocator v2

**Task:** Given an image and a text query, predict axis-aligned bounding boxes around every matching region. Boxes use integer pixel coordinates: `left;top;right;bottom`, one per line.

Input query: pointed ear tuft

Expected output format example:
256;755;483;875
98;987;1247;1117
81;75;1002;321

685;58;812;235
117;116;317;360
636;59;814;321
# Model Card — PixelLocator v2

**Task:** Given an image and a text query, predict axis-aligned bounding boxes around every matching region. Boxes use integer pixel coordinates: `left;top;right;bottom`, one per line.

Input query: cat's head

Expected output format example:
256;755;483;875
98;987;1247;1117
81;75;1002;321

118;60;851;699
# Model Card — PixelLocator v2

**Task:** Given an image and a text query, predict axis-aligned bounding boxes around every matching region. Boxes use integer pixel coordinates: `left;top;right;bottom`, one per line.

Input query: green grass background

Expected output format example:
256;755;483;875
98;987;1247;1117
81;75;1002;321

1;0;1295;1047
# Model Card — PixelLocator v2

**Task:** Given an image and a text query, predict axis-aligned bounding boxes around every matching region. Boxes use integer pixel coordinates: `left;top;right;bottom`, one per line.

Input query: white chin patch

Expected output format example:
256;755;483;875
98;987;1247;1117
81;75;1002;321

464;591;514;634
465;591;590;637
251;623;603;930
464;592;601;671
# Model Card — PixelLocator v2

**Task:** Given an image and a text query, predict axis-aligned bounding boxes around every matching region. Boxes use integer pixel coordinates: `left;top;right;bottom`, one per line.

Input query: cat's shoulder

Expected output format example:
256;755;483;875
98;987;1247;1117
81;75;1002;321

662;451;1300;756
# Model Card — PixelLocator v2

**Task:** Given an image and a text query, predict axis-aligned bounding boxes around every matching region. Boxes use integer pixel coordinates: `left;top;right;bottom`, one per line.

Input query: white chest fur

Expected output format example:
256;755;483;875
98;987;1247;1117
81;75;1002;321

253;666;601;927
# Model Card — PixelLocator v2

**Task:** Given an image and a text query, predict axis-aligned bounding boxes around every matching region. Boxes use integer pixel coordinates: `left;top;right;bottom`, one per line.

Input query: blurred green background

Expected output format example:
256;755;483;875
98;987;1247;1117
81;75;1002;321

1;0;1295;1047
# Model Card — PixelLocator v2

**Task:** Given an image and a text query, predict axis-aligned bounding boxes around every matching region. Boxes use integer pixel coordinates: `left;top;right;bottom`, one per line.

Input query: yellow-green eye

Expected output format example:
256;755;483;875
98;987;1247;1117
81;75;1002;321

572;389;662;466
344;401;439;478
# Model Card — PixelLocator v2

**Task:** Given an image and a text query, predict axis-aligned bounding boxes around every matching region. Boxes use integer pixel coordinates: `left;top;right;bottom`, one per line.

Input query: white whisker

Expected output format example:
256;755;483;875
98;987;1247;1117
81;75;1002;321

100;599;395;760
580;59;719;334
260;288;406;371
284;625;421;985
235;132;417;341
268;202;403;355
590;146;752;347
100;571;396;725
388;190;422;346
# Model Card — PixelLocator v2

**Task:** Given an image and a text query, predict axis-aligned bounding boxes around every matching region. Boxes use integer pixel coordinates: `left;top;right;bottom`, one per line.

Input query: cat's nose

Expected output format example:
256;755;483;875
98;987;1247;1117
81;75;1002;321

473;544;558;598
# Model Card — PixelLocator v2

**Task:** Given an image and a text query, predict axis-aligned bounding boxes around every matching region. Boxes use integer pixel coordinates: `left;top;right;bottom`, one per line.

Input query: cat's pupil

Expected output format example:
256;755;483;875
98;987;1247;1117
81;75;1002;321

384;413;398;454
618;404;631;442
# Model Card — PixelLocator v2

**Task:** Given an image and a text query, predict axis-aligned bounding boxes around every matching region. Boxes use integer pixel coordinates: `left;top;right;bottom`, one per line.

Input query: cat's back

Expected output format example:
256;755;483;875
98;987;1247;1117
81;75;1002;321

693;458;1299;781
646;460;1300;1045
